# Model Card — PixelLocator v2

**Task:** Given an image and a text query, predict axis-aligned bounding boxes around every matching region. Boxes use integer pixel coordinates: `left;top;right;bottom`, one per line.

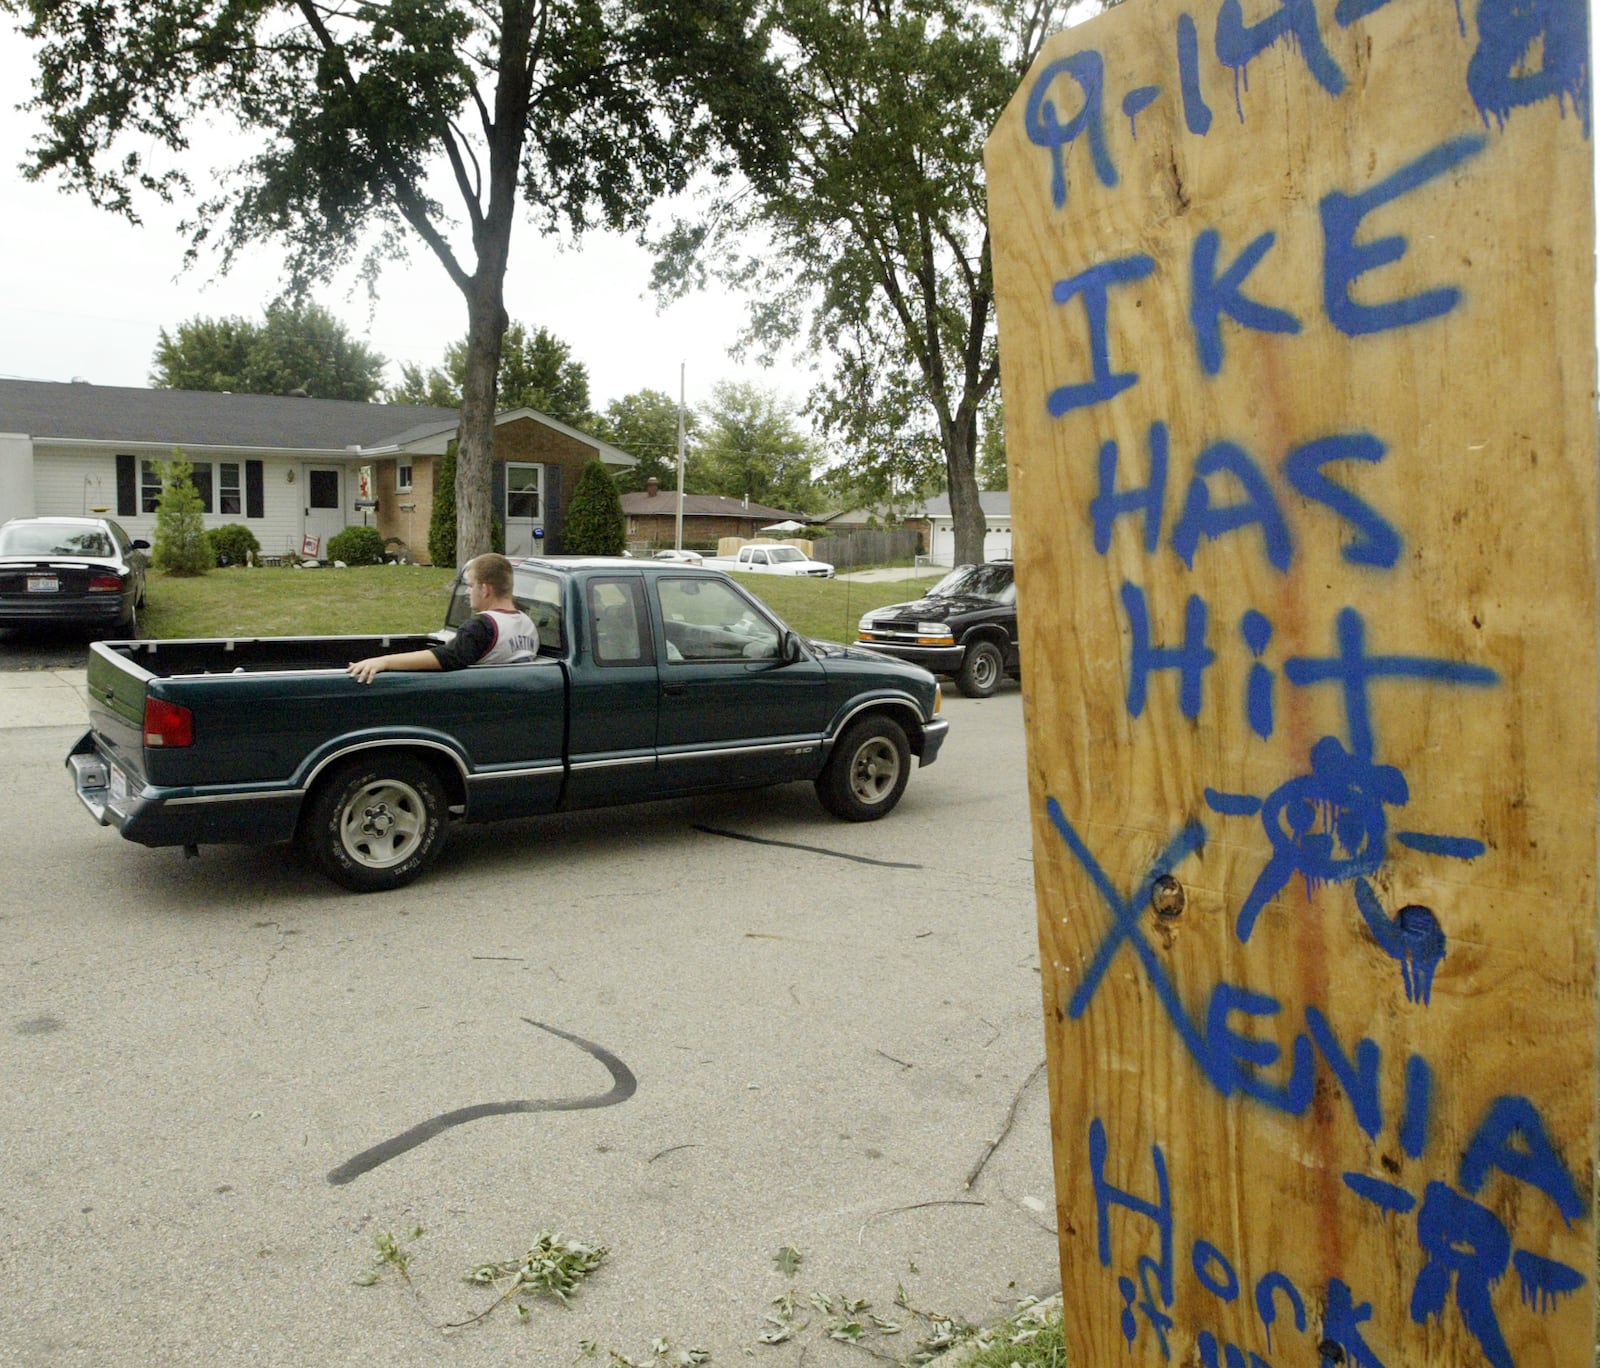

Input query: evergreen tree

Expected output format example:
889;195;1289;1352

151;455;216;575
428;443;460;569
562;461;626;556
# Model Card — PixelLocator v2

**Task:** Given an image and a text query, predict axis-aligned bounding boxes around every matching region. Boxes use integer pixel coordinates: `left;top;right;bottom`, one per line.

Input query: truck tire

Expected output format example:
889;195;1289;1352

305;755;448;892
815;714;910;821
956;639;1004;698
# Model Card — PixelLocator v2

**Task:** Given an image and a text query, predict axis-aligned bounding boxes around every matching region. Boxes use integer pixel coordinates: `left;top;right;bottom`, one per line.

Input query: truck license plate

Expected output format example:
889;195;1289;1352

27;574;58;593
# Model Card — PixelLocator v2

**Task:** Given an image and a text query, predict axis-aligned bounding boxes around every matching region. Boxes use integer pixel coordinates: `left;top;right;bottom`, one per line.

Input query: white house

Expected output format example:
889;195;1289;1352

0;379;635;561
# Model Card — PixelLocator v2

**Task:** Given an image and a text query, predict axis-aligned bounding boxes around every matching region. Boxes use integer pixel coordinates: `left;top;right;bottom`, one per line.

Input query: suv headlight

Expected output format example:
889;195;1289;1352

917;623;955;646
858;613;877;631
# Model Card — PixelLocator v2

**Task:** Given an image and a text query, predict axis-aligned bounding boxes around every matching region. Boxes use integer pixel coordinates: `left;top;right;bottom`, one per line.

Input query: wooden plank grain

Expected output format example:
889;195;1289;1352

985;0;1597;1364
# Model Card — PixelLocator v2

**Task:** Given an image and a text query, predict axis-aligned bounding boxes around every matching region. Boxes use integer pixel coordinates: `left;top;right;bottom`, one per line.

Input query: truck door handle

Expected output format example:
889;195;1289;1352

662;682;687;697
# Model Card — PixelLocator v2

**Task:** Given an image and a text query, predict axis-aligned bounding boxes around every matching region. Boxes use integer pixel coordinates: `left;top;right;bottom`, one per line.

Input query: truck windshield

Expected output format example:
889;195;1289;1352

767;546;805;562
929;563;1015;603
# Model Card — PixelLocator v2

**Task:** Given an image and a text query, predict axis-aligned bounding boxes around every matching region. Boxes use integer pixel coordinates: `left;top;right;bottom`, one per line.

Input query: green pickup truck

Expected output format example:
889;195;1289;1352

67;557;949;891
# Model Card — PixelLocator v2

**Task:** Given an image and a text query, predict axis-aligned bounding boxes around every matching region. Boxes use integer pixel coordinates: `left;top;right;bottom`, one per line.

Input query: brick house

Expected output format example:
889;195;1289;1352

0;379;637;563
620;478;811;550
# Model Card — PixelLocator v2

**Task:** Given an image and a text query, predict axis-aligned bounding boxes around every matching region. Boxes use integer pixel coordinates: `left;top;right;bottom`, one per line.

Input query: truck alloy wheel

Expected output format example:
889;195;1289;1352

957;640;1004;698
816;715;910;821
306;756;447;892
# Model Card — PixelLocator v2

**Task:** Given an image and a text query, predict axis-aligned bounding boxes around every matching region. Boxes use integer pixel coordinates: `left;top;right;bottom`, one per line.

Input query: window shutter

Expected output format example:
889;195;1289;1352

116;455;136;517
490;460;507;529
544;464;563;554
245;461;264;519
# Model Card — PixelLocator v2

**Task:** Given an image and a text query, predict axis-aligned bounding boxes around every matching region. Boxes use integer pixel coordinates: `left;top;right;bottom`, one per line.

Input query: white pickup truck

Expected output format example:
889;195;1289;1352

705;544;835;578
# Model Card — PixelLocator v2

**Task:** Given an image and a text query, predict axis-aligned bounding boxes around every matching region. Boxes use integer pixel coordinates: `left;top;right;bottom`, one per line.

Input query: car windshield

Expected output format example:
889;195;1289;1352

767;546;806;562
928;563;1015;603
0;523;114;558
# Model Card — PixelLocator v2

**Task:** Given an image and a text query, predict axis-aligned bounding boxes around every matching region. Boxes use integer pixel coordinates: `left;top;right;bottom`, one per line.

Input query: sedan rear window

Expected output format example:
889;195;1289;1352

0;524;114;558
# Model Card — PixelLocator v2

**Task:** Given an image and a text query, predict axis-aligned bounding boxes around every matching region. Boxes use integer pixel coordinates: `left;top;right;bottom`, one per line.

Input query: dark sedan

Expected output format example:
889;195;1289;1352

0;516;149;635
857;560;1019;698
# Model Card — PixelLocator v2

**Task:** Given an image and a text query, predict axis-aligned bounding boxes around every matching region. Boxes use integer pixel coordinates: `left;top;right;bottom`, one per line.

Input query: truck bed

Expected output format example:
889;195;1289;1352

96;634;444;678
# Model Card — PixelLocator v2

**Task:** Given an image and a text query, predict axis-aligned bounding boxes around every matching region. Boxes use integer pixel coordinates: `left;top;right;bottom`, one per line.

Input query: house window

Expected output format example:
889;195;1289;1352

219;463;241;516
506;463;541;519
190;462;213;511
146;459;220;512
397;463;413;492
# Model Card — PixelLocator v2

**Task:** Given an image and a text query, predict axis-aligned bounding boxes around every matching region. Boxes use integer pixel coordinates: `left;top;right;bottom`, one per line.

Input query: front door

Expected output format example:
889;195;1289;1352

303;466;343;556
504;463;544;556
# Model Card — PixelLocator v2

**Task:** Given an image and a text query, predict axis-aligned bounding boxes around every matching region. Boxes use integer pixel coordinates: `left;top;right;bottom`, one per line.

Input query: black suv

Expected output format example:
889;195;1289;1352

856;561;1019;698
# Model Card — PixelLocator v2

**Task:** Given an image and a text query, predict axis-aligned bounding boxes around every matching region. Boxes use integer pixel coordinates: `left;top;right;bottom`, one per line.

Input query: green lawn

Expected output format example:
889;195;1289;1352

137;564;940;645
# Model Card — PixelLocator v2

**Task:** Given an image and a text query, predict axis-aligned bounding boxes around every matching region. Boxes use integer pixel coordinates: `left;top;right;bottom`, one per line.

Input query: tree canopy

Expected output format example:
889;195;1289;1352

10;0;792;562
653;0;1060;564
690;381;818;514
151;301;387;400
388;322;592;426
591;389;698;494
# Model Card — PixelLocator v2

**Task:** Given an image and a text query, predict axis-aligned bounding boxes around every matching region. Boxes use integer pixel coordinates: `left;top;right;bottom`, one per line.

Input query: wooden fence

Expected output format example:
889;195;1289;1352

810;526;920;570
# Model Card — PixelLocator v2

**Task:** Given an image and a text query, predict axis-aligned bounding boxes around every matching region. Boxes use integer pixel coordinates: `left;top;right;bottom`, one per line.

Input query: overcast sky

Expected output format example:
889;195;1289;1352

0;20;815;417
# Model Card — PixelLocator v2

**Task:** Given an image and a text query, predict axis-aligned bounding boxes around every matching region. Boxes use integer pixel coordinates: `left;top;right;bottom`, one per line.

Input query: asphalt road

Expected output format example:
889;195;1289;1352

0;685;1057;1367
0;625;107;672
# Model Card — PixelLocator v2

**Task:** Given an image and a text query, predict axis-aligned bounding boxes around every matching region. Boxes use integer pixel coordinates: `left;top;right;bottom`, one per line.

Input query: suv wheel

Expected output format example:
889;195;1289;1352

957;640;1004;698
815;715;910;821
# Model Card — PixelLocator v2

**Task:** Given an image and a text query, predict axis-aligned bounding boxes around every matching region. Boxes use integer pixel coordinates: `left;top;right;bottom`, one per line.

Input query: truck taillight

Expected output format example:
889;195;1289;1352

88;574;123;592
144;696;194;748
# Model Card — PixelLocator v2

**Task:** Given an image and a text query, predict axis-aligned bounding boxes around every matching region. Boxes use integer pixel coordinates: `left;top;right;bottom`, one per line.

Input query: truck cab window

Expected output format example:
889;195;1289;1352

587;578;651;666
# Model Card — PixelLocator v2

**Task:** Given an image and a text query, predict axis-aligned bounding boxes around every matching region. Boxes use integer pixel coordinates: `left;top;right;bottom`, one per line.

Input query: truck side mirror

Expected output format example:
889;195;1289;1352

782;630;802;663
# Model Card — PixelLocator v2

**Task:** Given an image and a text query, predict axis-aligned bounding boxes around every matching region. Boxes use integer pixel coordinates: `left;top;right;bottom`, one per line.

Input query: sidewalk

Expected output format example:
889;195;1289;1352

0;668;89;728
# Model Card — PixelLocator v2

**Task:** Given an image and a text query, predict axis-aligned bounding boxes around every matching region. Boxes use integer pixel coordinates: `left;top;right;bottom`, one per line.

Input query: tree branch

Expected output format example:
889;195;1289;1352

290;0;472;293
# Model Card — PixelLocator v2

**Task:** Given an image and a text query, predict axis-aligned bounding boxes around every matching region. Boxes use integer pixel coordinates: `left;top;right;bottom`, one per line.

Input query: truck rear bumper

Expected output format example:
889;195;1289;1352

68;733;302;848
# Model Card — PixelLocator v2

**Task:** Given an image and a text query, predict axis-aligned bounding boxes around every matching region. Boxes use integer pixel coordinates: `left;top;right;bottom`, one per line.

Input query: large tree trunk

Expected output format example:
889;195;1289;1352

945;406;987;566
452;1;532;564
456;278;508;563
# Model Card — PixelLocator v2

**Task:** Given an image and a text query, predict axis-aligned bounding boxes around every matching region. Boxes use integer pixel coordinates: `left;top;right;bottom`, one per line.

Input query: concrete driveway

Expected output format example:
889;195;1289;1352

0;685;1056;1367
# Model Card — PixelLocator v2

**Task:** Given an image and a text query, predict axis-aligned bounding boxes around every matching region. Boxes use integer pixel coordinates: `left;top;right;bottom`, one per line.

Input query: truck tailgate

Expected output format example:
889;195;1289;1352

83;641;152;783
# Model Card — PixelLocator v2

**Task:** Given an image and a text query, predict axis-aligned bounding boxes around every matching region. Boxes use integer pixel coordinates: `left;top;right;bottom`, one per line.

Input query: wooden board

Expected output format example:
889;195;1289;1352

984;1;1596;1364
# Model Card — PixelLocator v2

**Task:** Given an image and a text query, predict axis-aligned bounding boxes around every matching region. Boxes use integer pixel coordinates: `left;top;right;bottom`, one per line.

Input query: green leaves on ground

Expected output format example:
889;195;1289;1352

466;1231;608;1305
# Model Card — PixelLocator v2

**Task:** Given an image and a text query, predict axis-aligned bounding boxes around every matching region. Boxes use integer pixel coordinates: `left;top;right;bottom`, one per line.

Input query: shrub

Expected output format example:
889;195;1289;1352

152;453;216;575
562;459;625;556
207;523;261;567
327;525;387;566
428;442;459;568
426;443;503;566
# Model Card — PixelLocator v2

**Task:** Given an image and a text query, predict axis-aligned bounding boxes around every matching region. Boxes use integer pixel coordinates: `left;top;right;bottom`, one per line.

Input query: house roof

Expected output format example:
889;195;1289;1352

921;491;1011;518
621;490;805;521
0;378;635;465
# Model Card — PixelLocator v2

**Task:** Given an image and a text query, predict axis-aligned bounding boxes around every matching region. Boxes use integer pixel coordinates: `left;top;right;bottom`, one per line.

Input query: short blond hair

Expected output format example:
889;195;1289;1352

466;552;514;597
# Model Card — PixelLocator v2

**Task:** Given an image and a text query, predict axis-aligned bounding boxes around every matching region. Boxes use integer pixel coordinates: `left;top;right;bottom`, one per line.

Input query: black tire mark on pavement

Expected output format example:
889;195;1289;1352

693;824;922;869
326;1018;637;1186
